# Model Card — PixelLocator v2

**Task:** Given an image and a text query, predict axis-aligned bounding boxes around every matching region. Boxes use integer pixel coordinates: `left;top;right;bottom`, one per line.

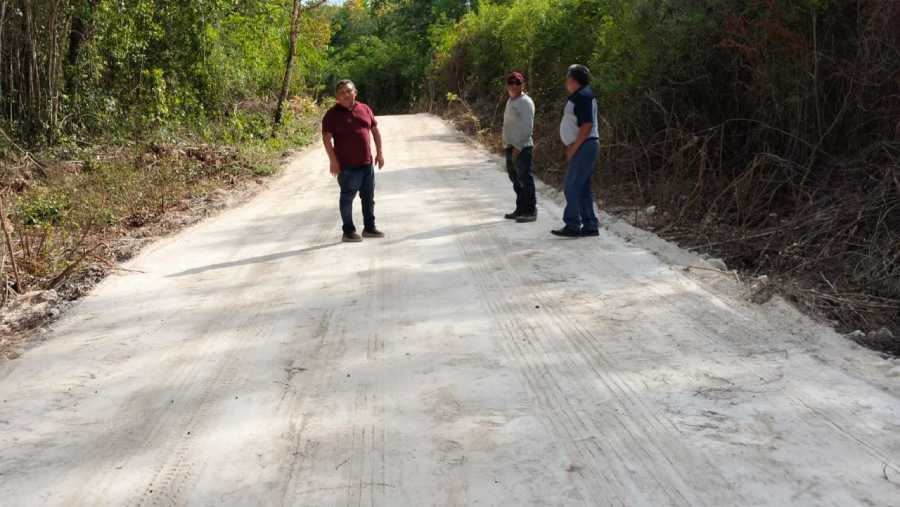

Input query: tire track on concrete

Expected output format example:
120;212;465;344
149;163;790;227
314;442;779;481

442;114;898;504
344;253;390;507
277;307;337;505
432;160;740;505
456;223;701;505
64;167;336;506
129;204;337;507
484;233;744;505
421;179;625;502
546;225;900;488
416;117;625;504
279;207;396;507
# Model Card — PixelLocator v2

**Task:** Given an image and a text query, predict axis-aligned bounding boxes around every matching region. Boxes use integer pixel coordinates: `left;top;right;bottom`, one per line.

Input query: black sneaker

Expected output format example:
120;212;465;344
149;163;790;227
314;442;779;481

342;232;363;242
362;229;385;238
504;210;521;220
551;227;581;238
579;228;599;237
515;213;537;223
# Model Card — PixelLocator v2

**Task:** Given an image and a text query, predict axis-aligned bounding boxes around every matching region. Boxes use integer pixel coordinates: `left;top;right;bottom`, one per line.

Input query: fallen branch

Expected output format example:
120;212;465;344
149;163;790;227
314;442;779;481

0;194;24;293
0;224;6;306
684;264;742;284
90;253;145;273
0;125;46;171
48;242;107;289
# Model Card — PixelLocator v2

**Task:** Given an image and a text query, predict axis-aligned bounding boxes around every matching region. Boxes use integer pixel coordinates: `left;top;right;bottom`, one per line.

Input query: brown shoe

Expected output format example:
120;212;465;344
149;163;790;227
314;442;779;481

362;229;385;238
342;232;363;242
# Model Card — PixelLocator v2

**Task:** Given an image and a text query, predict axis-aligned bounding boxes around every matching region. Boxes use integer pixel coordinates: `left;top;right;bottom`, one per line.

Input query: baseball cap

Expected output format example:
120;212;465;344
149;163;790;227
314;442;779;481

506;72;525;84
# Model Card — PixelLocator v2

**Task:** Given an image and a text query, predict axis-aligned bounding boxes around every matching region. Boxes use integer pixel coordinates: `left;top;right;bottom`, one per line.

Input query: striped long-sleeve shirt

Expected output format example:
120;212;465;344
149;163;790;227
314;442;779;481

502;93;535;150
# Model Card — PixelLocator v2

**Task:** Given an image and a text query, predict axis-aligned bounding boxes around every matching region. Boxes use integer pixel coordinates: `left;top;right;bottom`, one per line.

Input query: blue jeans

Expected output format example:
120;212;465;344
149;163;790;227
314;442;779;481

563;138;599;231
337;164;375;233
505;146;536;214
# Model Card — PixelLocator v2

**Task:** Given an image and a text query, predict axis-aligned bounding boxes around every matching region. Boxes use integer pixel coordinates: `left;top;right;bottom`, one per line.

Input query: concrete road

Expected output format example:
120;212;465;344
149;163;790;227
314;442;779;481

1;114;898;506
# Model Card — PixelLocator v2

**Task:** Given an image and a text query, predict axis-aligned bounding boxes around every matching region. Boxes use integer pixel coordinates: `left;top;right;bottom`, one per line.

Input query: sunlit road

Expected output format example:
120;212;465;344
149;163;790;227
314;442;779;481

1;114;898;506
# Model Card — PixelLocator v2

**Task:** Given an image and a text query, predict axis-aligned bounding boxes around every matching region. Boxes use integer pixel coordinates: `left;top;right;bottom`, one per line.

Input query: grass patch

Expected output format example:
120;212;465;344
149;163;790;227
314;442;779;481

0;98;321;305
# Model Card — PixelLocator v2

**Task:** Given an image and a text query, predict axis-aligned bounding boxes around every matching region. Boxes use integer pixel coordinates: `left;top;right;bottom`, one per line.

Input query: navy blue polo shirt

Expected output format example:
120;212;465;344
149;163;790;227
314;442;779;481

559;85;599;146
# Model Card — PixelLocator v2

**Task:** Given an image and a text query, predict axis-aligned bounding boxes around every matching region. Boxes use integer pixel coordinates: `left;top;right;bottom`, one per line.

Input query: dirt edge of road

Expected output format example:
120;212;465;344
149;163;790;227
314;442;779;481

0;147;315;363
440;119;900;393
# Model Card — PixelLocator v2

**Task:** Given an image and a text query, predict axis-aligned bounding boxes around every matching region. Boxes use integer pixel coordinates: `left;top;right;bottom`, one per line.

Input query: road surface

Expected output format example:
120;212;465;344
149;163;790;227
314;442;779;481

1;114;899;506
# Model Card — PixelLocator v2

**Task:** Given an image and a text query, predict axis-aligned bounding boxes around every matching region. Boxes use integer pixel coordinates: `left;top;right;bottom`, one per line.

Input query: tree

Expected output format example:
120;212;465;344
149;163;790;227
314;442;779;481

272;0;326;135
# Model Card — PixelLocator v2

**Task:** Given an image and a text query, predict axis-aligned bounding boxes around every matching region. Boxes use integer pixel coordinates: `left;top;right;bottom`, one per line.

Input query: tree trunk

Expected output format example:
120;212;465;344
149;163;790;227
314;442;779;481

22;0;39;139
272;0;325;136
65;1;89;91
0;0;7;99
272;0;303;135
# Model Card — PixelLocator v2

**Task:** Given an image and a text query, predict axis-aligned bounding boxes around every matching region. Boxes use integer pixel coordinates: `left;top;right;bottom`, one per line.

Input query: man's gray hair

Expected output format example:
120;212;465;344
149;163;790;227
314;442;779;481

335;79;356;93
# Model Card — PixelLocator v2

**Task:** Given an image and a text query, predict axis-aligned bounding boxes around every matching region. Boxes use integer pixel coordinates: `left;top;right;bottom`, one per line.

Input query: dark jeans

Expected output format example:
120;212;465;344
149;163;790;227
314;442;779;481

563;138;599;231
337;164;375;233
505;146;536;214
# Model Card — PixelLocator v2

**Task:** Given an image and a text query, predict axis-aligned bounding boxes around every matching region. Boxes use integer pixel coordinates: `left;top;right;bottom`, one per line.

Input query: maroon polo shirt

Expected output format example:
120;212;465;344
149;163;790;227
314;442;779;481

321;101;377;168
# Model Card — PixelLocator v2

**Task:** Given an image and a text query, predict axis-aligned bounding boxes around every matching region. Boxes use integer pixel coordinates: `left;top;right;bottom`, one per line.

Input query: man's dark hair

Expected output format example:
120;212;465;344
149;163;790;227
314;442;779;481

566;64;592;86
335;79;356;93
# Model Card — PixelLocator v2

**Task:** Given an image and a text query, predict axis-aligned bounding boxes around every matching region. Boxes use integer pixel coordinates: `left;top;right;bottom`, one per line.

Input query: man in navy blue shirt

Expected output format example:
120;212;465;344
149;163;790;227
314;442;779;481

552;64;600;238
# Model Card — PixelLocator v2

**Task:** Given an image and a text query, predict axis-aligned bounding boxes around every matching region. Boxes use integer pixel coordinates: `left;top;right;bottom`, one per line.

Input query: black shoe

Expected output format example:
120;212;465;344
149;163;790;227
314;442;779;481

515;213;537;223
579;228;599;237
342;232;363;242
362;228;384;238
551;227;581;238
504;210;521;220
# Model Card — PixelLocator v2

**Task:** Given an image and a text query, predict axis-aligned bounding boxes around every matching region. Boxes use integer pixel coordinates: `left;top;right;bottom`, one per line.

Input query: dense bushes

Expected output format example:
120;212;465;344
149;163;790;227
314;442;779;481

323;0;475;112
0;0;331;146
0;1;329;308
426;0;900;349
1;96;320;301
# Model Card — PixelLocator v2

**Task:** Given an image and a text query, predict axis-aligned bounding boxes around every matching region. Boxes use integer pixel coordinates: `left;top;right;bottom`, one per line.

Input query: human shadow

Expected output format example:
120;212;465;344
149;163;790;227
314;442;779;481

166;241;342;277
383;219;506;245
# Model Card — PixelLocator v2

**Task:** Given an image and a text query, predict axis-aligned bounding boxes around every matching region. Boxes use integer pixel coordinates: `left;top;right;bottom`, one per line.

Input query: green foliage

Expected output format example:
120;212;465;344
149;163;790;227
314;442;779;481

4;0;331;145
17;191;70;228
427;0;723;108
323;0;475;111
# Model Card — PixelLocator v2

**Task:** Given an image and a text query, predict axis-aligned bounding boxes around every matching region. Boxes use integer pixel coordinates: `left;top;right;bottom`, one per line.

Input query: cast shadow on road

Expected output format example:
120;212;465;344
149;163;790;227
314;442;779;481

383;219;506;244
166;241;342;277
166;218;504;278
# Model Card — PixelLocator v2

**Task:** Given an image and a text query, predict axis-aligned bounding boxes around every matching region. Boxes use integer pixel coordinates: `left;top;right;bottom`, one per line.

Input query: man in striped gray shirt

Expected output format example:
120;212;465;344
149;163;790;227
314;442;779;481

501;71;537;223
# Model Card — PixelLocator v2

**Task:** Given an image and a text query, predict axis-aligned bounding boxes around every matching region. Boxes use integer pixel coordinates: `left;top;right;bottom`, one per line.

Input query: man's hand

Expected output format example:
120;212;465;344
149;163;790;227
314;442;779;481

323;131;340;176
512;147;520;157
566;123;593;162
372;125;384;169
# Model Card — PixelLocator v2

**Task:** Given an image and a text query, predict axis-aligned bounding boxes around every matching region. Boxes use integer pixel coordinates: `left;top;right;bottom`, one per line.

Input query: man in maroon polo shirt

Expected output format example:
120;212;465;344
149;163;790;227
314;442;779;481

322;79;385;242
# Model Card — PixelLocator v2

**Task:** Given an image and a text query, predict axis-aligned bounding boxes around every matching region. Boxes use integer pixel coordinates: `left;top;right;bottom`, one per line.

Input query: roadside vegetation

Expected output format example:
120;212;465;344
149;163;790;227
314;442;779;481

422;0;900;354
0;1;329;343
1;0;897;355
324;0;900;354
